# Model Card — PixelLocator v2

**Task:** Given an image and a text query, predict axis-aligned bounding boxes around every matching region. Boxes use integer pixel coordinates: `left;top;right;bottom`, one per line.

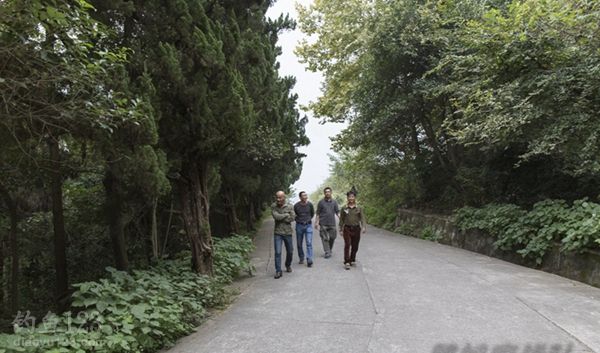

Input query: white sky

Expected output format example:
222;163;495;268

266;0;346;198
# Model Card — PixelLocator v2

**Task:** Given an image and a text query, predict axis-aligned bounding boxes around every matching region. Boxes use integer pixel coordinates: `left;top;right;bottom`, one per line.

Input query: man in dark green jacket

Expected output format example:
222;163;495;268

339;190;366;270
271;190;295;279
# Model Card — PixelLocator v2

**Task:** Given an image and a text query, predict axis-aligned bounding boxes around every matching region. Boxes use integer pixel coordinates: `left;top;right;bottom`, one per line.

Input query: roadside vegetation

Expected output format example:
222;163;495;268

302;0;600;261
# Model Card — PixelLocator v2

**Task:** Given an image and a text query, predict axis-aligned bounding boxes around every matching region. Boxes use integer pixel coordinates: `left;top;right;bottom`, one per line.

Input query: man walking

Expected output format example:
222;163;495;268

294;191;315;267
272;191;295;279
314;187;340;258
339;190;366;270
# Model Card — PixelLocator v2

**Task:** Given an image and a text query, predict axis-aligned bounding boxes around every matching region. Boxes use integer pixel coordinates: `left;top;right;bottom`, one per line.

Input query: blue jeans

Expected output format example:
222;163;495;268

274;234;293;273
295;223;313;263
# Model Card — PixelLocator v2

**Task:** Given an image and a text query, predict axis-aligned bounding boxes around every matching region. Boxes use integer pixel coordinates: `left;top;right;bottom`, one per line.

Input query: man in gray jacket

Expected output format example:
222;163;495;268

271;190;295;279
314;187;340;258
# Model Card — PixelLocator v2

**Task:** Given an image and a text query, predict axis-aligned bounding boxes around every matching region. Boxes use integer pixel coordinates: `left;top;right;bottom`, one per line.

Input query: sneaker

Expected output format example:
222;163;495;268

286;266;292;273
350;262;356;266
344;263;351;270
274;271;282;279
324;253;331;259
307;261;313;268
299;259;304;265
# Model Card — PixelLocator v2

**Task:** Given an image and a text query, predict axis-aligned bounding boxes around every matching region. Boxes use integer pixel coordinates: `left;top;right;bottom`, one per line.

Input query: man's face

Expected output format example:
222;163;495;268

276;192;285;205
300;192;308;203
324;189;332;199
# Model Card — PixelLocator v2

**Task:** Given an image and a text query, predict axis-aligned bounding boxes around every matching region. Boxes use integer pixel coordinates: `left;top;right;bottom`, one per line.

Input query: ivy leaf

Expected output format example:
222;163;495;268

131;304;149;319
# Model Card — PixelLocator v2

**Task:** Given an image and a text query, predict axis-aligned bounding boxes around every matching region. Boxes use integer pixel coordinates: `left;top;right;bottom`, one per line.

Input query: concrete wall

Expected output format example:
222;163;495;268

395;209;600;288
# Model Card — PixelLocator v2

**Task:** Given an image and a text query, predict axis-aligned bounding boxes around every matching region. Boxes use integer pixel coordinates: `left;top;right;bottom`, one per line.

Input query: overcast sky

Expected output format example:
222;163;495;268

266;0;346;198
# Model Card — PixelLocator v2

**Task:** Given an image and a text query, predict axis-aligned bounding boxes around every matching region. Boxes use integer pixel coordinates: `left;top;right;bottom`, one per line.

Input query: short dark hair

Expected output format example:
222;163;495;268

298;191;307;198
346;191;356;197
323;187;332;193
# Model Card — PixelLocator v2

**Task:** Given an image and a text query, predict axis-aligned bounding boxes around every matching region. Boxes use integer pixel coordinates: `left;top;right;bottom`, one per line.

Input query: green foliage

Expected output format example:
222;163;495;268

560;200;600;252
455;199;600;264
441;0;600;176
16;211;56;315
394;222;416;236
420;226;443;243
213;235;255;283
0;0;146;138
63;176;114;283
0;0;305;319
455;204;525;234
311;150;422;230
0;235;253;353
299;0;600;214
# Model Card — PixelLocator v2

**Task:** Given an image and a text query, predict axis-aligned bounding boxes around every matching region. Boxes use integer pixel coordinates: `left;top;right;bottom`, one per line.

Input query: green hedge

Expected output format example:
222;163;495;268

0;235;254;353
454;199;600;264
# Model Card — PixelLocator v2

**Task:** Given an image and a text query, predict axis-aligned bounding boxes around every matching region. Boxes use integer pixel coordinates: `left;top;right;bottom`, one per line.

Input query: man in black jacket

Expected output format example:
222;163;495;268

294;191;315;267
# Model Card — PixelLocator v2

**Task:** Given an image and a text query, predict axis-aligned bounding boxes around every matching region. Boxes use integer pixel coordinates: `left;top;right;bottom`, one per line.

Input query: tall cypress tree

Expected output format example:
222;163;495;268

109;0;251;274
214;2;308;234
91;0;308;271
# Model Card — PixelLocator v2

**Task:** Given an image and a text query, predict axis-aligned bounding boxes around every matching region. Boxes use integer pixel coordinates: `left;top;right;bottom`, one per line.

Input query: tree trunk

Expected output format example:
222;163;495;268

162;200;174;256
48;139;69;311
0;233;4;310
410;123;421;157
244;196;254;231
0;238;4;313
103;165;129;271
223;187;240;235
151;198;159;259
0;183;19;310
253;199;262;220
445;135;462;170
0;225;8;313
419;114;451;171
179;159;213;275
441;101;462;170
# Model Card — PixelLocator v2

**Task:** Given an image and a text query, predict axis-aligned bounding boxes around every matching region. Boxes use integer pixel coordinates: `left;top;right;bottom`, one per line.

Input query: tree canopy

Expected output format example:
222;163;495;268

299;0;600;221
0;0;306;322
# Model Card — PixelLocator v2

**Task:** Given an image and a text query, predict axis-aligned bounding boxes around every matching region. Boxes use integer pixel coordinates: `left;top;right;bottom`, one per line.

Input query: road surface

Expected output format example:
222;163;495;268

166;219;600;353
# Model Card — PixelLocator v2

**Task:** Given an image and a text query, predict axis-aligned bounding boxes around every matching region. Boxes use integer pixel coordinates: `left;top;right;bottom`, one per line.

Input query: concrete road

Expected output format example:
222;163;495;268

166;219;600;353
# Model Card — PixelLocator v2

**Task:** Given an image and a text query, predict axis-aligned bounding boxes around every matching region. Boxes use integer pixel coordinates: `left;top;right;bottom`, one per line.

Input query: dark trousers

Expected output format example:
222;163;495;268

343;225;361;264
274;234;293;273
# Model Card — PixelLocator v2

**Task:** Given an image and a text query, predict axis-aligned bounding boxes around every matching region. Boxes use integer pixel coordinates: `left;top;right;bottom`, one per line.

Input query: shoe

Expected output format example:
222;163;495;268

274;271;282;279
307;261;313;268
324;253;331;259
299;259;304;265
286;266;292;273
350;262;356;266
344;263;350;270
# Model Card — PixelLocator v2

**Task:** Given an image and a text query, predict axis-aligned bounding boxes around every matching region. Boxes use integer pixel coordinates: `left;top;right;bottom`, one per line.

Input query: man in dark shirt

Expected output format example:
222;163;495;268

294;191;315;267
314;186;340;258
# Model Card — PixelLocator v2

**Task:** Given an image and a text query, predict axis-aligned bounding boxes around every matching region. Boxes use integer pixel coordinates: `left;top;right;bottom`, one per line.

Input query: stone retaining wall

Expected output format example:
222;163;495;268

395;209;600;288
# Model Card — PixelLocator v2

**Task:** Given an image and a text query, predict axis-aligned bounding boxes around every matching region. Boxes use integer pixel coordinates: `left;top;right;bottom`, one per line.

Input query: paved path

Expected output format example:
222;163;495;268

167;219;600;353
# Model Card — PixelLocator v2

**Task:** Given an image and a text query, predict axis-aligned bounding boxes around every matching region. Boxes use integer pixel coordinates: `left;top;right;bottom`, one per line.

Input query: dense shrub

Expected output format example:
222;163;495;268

455;200;600;264
0;235;254;353
213;235;254;282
